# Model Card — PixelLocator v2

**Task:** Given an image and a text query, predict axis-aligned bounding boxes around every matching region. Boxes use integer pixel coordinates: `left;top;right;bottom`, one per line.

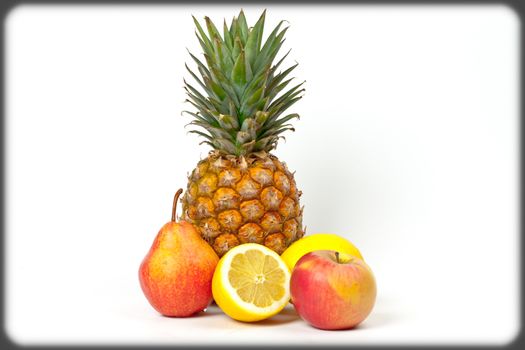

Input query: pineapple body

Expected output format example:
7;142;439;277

182;10;305;256
182;152;304;256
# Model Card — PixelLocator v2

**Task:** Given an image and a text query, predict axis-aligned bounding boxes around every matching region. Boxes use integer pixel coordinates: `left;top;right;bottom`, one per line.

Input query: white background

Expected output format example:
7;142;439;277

4;4;520;346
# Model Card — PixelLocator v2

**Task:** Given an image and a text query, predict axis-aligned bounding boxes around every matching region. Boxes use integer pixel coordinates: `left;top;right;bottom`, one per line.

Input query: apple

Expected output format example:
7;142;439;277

139;189;219;317
290;250;376;330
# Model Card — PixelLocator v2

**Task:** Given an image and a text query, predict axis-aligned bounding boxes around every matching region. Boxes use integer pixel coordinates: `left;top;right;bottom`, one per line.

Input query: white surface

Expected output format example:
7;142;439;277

4;4;520;346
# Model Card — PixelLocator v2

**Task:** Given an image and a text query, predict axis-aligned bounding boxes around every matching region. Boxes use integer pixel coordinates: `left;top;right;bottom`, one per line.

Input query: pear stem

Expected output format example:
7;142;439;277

335;251;340;264
171;188;183;222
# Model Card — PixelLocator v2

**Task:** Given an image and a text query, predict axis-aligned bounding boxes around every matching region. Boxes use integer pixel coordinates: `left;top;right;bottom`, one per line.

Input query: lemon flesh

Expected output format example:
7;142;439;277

212;243;290;322
280;233;364;271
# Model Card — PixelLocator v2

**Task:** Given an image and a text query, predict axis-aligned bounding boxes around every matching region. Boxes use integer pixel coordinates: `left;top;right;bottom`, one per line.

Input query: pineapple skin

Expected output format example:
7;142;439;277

181;151;304;257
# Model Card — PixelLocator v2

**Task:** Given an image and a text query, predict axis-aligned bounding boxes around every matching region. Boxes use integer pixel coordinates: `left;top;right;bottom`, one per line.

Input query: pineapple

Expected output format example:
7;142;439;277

181;10;305;257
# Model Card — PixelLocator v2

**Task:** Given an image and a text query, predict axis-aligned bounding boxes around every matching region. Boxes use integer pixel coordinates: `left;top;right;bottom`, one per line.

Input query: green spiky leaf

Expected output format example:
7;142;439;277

184;11;304;156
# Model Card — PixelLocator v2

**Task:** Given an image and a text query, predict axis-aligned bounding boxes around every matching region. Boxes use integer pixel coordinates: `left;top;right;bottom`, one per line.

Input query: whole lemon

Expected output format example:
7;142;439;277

281;233;364;271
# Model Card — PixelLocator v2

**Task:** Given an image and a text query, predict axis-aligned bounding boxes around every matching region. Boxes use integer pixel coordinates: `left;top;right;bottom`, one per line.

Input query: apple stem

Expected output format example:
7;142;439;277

335;252;340;264
171;188;183;222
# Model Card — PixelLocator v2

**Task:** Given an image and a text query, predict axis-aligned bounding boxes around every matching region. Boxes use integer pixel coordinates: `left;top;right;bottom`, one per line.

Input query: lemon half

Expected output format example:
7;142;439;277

212;243;291;322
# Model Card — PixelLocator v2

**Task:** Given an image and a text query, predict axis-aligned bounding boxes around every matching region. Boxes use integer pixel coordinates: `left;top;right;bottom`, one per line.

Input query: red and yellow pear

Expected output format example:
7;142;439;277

139;189;219;317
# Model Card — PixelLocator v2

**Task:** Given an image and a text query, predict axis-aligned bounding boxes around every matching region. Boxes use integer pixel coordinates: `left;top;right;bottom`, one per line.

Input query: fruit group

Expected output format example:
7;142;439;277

212;243;291;322
281;233;364;271
181;10;305;257
139;189;219;317
290;250;376;330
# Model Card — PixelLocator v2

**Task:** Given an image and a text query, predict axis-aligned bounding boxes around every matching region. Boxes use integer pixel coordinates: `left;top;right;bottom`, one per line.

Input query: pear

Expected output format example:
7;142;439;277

139;189;219;317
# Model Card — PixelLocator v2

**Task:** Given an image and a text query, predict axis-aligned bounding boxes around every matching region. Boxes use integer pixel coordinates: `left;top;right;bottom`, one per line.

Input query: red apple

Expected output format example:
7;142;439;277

290;250;376;330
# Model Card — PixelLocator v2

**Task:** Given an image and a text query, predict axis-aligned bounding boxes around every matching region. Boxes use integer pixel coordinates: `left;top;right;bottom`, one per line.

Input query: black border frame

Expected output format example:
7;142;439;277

1;1;522;349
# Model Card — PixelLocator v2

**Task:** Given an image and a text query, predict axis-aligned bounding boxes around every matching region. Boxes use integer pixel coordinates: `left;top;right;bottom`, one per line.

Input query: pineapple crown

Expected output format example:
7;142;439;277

184;10;304;156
